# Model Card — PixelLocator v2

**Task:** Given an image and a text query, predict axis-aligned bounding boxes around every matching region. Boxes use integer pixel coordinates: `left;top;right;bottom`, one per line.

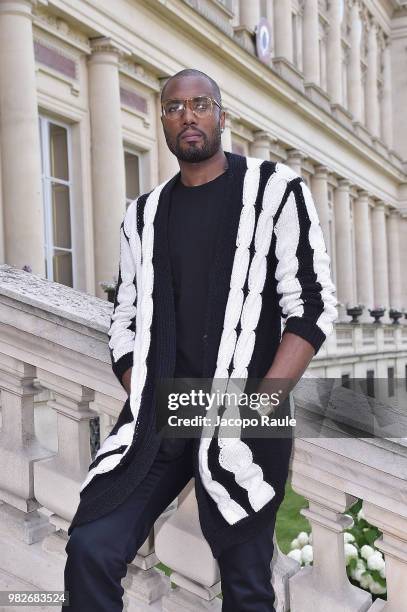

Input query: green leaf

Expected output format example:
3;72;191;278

348;557;358;571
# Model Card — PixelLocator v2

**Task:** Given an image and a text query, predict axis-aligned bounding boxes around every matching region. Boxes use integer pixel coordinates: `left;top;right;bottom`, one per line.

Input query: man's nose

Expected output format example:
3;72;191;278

182;104;197;124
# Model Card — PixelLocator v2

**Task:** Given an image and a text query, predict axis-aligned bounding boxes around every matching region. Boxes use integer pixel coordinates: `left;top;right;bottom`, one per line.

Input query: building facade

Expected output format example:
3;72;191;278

0;0;406;381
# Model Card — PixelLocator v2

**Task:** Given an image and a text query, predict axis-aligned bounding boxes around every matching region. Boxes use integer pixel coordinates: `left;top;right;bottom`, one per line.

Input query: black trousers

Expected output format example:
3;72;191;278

63;438;277;612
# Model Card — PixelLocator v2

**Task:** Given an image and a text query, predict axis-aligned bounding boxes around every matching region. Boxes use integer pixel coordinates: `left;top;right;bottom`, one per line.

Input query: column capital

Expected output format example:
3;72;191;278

372;200;387;212
356;189;370;200
287;148;306;162
337;178;351;190
0;0;44;18
388;208;401;219
253;130;277;145
365;12;378;36
313;164;329;178
349;0;361;19
377;28;386;52
89;36;131;61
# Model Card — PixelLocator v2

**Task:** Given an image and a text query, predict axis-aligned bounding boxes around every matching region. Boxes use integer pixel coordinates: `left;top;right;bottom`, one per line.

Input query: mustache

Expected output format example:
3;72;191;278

177;127;206;141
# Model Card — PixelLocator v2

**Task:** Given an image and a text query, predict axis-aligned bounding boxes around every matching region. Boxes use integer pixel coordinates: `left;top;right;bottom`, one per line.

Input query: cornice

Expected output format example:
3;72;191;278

47;0;406;185
33;6;90;53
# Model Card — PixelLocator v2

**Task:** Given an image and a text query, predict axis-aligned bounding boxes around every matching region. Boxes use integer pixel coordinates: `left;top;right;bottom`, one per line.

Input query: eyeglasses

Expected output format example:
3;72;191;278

161;95;222;120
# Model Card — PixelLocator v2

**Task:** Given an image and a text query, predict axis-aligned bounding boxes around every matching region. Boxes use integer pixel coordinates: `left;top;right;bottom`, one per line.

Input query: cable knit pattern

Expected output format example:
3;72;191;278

215;162;299;518
129;181;168;425
79;182;169;493
75;153;338;542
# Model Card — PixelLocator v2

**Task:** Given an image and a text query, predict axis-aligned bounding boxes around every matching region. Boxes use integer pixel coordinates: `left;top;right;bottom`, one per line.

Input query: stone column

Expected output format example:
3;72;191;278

353;191;374;317
401;216;407;312
0;0;45;274
366;21;380;138
334;180;355;311
349;1;363;123
33;370;97;524
381;42;393;149
156;481;222;610
0;354;55;544
303;0;320;85
286;149;304;176
387;210;402;311
157;80;179;182
364;501;407;612
371;202;390;312
88;38;127;298
327;0;343;105
0;145;4;263
273;0;293;62
239;0;261;33
290;472;372;612
251;131;273;161
311;166;330;252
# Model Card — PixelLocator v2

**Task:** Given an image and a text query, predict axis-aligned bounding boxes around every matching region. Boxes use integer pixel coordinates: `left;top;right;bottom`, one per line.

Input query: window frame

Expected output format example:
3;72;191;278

39;114;75;287
123;146;143;210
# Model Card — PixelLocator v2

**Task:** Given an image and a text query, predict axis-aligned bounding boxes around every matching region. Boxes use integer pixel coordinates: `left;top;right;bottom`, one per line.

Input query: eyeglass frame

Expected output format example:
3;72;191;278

161;95;222;119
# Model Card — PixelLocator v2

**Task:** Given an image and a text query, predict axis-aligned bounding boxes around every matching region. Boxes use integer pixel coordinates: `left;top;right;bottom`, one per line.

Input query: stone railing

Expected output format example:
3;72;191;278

0;263;406;611
318;320;407;363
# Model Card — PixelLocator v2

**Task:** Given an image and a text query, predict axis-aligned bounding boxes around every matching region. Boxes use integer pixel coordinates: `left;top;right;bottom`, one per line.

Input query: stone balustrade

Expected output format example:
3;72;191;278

0;264;406;610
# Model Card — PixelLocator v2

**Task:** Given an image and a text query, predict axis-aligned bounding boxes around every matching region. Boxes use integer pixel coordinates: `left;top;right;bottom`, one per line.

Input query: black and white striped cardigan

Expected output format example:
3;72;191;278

68;152;338;555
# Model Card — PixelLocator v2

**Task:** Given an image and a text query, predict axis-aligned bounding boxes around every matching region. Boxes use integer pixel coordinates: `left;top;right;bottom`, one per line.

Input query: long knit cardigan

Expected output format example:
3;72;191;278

67;151;338;558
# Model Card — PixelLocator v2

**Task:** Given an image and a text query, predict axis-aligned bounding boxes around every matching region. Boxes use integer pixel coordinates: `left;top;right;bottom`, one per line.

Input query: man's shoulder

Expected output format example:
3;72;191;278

235;152;298;180
124;190;153;222
239;154;302;191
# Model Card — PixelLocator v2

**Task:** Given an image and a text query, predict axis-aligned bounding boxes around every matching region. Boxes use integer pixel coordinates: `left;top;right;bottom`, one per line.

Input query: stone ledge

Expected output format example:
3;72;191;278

0;264;111;333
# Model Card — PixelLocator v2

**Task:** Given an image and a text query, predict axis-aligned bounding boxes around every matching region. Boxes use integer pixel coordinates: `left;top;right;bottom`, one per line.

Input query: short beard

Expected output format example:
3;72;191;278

165;124;222;162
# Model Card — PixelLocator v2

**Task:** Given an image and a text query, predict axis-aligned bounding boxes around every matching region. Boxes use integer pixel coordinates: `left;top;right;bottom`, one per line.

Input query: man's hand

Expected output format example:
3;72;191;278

256;331;315;413
121;367;132;396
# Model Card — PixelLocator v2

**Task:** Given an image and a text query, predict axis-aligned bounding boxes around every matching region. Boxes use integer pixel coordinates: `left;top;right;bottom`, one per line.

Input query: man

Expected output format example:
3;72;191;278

64;69;338;611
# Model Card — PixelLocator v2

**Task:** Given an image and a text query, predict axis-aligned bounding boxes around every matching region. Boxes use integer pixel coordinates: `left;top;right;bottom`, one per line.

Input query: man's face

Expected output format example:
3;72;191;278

160;75;225;163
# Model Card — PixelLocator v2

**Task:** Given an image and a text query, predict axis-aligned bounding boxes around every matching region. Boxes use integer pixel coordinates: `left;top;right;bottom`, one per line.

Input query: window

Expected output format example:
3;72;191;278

319;23;327;90
361;67;367;126
124;149;141;209
39;117;73;287
366;369;375;398
388;367;394;397
341;373;351;389
260;0;273;21
218;0;233;10
342;45;348;108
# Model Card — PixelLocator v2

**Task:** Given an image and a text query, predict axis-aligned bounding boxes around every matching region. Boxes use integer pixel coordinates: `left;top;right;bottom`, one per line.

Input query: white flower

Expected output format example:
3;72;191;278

357;508;365;521
367;552;385;573
301;544;313;565
344;543;358;565
359;572;373;590
369;580;386;595
297;532;310;547
308;532;313;544
290;538;300;550
344;532;355;544
360;544;375;560
287;549;302;564
350;559;366;582
380;564;386;579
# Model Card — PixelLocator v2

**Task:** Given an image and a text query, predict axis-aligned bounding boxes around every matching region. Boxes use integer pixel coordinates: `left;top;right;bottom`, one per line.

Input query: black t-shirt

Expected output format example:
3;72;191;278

168;169;229;378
